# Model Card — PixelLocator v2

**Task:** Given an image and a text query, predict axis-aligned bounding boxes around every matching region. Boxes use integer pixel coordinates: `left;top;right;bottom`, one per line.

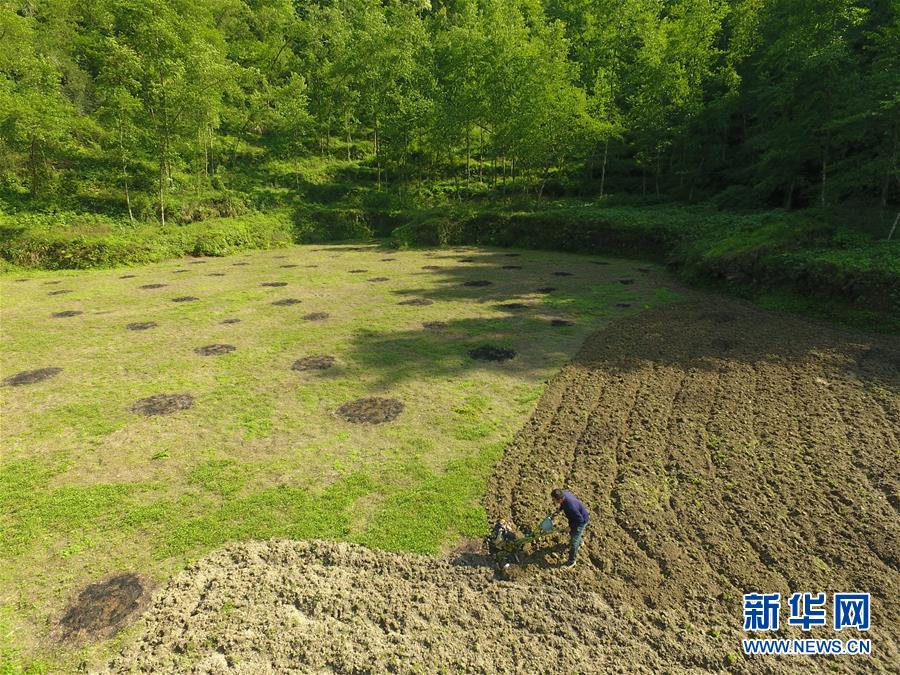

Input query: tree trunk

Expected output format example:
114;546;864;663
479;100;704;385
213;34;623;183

887;209;899;241
465;127;470;191
374;122;381;190
599;138;609;199
655;154;661;195
537;165;550;201
882;125;898;209
479;127;484;183
29;135;38;198
161;77;171;181
118;118;133;222
159;155;166;226
689;156;704;203
451;145;459;199
784;178;795;210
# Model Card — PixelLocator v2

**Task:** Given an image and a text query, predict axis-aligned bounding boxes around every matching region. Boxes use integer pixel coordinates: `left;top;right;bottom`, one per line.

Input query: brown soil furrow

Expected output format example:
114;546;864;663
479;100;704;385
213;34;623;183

486;370;575;521
605;365;687;602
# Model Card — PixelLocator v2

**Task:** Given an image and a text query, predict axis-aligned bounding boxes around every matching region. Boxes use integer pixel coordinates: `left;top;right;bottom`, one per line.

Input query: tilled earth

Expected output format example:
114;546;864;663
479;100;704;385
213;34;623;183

108;299;899;673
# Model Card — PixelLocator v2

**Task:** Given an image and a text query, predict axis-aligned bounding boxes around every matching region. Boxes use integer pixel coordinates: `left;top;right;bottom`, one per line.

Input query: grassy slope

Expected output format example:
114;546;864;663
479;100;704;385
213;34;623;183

0;244;678;672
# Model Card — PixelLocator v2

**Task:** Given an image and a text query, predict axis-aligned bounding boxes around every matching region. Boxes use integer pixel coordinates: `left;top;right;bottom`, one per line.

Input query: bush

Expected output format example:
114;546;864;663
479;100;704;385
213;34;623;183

292;205;372;242
0;211;293;269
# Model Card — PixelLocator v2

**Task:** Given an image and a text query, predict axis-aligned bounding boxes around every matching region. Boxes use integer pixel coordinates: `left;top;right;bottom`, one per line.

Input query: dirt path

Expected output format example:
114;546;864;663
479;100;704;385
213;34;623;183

107;299;899;673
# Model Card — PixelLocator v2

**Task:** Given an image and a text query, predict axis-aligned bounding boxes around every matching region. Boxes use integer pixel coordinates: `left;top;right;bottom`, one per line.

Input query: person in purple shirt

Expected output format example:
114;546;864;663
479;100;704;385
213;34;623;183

551;488;589;568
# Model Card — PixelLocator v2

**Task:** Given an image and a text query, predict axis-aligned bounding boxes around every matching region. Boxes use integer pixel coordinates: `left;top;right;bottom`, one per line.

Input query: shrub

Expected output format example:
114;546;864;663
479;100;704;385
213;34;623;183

0;211;293;269
292;205;372;242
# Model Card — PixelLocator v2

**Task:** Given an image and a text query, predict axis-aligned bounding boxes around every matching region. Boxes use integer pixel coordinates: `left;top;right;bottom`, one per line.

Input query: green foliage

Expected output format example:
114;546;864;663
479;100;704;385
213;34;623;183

0;211;293;268
292;204;373;243
3;0;895;213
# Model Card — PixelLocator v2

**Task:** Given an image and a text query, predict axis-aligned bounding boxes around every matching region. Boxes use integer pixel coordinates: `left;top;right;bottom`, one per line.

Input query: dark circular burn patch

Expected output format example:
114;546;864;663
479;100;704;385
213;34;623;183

337;397;404;424
126;322;157;331
233;262;250;266
272;298;302;306
468;345;517;362
291;355;335;371
207;272;226;277
423;321;447;329
188;260;207;264
381;257;397;261
45;280;62;285
398;298;434;306
616;303;632;308
367;277;389;282
173;269;190;274
2;367;62;387
302;312;329;321
463;280;492;287
536;286;556;293
280;264;299;268
261;282;287;287
139;284;167;289
349;269;368;273
422;265;441;270
15;278;29;282
131;393;194;416
195;344;236;356
52;310;82;318
48;290;72;296
304;264;319;268
498;303;528;310
551;319;575;327
501;265;522;270
618;278;635;285
458;258;476;263
119;275;136;279
171;296;199;303
221;318;241;324
553;271;573;277
56;573;147;644
273;255;288;259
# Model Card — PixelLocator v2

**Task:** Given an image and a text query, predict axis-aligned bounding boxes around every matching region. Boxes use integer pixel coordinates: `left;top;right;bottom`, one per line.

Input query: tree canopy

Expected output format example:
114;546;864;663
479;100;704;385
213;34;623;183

1;0;897;216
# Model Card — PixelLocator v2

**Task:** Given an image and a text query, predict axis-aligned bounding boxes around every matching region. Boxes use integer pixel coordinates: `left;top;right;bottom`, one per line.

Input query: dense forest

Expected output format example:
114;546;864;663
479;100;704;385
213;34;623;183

1;0;898;222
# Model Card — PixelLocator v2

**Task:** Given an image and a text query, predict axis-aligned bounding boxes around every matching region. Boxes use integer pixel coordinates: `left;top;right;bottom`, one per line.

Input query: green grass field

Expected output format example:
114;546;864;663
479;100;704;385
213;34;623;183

0;244;678;671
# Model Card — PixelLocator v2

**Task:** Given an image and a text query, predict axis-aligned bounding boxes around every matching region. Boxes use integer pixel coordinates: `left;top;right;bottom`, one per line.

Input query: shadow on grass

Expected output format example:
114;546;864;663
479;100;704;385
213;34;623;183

331;246;673;389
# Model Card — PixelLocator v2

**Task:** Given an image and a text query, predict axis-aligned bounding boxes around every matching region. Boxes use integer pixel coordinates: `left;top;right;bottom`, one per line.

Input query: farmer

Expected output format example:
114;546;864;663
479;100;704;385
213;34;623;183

551;488;589;569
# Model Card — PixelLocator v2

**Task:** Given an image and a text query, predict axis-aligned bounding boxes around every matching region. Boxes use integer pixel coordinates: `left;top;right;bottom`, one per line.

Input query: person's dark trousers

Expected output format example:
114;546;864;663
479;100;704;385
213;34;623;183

569;523;587;564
